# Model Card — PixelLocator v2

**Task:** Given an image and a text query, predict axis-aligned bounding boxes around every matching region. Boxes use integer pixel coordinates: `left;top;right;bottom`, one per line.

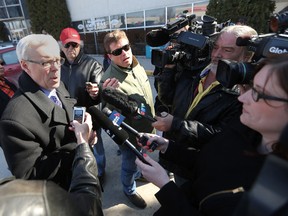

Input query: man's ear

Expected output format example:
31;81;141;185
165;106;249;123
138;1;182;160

20;60;30;73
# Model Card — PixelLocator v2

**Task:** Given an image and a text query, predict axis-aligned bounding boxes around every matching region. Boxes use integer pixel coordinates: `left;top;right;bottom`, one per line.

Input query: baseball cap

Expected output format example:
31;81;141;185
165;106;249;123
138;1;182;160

60;27;81;45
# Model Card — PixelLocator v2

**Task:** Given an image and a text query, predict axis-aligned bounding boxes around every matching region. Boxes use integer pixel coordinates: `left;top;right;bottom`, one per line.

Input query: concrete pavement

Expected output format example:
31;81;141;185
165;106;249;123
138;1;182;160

0;56;165;215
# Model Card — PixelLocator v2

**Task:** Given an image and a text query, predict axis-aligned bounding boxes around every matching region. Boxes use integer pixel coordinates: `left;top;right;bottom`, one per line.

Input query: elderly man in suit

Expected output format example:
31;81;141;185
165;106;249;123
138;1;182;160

0;34;96;190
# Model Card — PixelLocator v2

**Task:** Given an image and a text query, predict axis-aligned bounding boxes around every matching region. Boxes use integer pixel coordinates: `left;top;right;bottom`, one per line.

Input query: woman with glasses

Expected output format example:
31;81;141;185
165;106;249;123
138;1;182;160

135;54;288;215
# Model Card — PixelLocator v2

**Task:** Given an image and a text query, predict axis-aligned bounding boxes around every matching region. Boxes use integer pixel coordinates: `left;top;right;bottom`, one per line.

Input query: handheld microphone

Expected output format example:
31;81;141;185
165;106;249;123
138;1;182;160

102;107;158;151
102;87;156;122
87;106;150;165
146;29;171;47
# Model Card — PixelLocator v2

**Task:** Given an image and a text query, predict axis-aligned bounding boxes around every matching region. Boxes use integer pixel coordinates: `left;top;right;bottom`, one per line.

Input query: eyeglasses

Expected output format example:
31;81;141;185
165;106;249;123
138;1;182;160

64;42;79;49
110;44;130;56
25;58;65;69
251;87;288;104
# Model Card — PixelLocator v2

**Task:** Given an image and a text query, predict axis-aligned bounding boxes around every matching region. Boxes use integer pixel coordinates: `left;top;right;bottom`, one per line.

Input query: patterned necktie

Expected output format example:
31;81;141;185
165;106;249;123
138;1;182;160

50;95;62;107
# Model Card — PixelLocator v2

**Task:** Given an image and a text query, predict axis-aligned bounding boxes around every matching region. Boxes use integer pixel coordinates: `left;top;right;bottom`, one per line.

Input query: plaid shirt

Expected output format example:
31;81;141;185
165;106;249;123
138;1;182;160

0;79;15;98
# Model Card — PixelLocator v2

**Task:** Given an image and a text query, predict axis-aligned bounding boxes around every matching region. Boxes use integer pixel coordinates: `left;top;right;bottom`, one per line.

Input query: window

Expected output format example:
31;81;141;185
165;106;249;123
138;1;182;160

110;14;126;29
145;8;165;26
127;11;144;28
83;17;109;32
2;49;19;65
167;4;192;23
0;8;8;18
5;0;19;5
7;6;22;18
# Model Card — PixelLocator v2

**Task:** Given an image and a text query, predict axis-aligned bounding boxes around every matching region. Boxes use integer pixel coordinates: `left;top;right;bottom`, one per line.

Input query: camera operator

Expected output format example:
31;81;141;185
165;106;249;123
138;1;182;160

153;25;258;186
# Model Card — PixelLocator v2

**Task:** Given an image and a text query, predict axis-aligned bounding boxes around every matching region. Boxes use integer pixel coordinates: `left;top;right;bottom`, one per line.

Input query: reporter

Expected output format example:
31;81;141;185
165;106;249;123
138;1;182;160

153;25;258;185
136;54;288;215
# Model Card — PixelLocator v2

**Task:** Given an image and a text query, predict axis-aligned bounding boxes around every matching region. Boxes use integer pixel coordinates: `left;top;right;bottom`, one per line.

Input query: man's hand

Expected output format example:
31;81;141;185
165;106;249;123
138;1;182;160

86;82;99;99
102;78;119;89
69;113;94;145
135;154;170;188
152;112;173;132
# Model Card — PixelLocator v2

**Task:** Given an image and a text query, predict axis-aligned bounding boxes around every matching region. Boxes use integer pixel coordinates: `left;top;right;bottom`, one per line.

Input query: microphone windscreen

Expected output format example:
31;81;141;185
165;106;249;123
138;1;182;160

146;29;171;47
87;106;129;145
102;87;138;115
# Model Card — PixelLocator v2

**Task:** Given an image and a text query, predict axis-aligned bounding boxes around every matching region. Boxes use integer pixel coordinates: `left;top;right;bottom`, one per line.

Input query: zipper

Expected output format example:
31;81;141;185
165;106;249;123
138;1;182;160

199;187;245;210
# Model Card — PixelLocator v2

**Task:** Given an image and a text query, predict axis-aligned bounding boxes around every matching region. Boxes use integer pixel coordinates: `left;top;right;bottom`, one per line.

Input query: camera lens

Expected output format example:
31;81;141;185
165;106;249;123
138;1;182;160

216;59;255;88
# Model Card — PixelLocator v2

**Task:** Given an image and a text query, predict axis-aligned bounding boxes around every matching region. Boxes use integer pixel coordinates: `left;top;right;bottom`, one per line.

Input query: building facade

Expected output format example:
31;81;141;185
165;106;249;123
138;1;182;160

1;0;287;55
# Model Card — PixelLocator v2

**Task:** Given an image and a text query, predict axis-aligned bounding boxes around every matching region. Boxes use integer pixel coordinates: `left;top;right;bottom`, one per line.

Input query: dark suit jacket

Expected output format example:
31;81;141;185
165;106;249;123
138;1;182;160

0;72;77;190
0;78;17;117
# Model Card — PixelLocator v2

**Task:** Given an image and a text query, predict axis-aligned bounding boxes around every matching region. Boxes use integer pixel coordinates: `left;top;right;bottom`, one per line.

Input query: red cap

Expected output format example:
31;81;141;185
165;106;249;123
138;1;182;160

59;27;81;45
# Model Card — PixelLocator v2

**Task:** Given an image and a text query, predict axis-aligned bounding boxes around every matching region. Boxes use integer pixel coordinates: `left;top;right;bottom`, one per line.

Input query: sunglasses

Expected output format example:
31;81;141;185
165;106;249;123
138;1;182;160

110;44;130;56
64;42;79;49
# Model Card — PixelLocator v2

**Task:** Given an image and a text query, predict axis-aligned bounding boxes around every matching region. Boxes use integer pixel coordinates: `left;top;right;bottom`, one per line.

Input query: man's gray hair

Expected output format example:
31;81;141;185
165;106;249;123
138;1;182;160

16;34;60;61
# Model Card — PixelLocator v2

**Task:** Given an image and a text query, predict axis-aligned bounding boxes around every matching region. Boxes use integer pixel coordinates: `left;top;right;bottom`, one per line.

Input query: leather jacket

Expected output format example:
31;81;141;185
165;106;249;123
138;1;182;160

61;49;104;109
157;65;242;179
0;143;103;216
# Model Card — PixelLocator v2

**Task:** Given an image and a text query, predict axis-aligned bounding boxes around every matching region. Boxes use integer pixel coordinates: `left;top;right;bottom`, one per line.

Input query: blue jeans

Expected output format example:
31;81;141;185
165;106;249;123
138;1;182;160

119;143;141;195
93;129;106;177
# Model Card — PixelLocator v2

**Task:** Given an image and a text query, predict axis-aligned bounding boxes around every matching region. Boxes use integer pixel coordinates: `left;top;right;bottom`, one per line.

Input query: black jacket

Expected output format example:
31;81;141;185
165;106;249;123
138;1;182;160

61;49;104;109
154;119;265;216
0;143;103;216
156;66;242;178
0;72;77;190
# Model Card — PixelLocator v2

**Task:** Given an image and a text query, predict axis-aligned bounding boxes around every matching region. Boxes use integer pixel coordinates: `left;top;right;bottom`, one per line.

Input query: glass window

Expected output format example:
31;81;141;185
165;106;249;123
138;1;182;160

83;17;109;32
0;8;8;18
0;0;4;6
5;0;19;5
7;6;22;18
72;21;84;33
167;4;192;23
2;49;19;65
145;8;165;26
127;11;144;28
110;14;126;29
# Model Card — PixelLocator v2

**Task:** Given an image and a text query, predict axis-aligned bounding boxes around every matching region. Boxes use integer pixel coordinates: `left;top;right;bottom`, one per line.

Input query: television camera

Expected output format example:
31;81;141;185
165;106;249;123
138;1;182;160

216;10;288;88
146;13;222;71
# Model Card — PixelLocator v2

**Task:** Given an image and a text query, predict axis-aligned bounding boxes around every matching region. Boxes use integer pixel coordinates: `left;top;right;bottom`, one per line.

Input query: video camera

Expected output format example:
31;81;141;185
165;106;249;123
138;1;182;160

146;13;222;71
216;11;288;88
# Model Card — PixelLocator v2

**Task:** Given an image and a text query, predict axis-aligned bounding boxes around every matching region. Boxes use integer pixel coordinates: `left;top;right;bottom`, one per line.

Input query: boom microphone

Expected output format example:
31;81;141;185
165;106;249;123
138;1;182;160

146;29;171;47
102;107;158;151
102;87;156;122
87;106;150;165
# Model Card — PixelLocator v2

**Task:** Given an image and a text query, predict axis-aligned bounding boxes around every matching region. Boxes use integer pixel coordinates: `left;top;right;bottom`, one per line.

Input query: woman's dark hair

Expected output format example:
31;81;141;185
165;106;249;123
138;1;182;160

254;54;288;159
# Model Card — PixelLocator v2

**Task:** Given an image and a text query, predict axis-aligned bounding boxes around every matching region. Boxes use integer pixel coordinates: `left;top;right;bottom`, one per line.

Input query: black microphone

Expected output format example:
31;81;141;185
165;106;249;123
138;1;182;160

102;87;156;122
102;107;158;151
146;29;171;47
87;106;150;165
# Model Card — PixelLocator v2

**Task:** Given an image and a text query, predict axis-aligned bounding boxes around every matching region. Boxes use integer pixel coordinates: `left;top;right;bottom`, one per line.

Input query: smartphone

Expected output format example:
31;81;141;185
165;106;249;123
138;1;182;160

73;106;86;123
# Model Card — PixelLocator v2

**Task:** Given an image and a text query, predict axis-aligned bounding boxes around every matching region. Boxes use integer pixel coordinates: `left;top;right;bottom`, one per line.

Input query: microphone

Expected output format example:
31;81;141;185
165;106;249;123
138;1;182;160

102;107;158;151
146;29;171;47
102;87;156;122
87;106;150;165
